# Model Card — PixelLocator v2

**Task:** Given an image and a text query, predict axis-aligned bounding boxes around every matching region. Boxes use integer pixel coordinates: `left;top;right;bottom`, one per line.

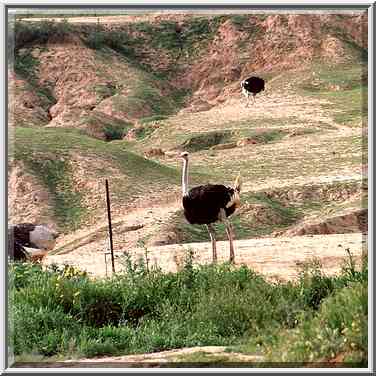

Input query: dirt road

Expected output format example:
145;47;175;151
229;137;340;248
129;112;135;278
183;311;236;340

45;232;365;281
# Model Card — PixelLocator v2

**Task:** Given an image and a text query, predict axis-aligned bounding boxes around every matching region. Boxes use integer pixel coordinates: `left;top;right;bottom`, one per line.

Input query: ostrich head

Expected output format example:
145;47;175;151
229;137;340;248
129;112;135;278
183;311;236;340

180;151;189;160
29;225;59;251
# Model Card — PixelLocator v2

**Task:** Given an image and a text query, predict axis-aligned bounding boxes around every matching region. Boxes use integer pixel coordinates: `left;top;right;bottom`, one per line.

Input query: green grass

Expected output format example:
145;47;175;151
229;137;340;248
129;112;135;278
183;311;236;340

92;83;117;100
79;111;133;141
157;179;363;244
14;19;73;50
145;125;299;156
264;281;367;365
161;191;302;244
13;127;181;230
227;255;368;366
13;48;56;115
174;351;231;366
188;132;364;184
105;62;189;121
139;115;169;124
126;15;228;64
180;131;233;152
10;252;367;365
319;88;366;127
271;63;368;128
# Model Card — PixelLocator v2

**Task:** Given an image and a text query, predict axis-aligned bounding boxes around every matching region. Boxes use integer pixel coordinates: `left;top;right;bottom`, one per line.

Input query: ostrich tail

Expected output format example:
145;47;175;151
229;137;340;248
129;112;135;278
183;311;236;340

234;174;242;193
226;174;242;209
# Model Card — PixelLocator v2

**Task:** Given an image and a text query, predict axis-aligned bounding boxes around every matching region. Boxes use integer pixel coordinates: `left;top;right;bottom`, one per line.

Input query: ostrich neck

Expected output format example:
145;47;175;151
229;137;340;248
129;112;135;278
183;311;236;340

182;158;189;196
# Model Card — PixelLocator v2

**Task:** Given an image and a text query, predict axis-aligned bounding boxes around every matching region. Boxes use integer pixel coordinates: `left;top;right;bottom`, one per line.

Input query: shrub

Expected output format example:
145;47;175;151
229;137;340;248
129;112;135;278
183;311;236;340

265;281;367;365
14;20;73;50
10;254;368;362
13;304;81;356
296;259;335;310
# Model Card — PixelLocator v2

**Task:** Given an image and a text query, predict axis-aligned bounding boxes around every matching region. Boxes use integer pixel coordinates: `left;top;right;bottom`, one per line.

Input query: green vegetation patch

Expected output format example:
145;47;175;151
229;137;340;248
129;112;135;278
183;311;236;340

13;19;73;50
230;14;263;38
297;64;367;127
13;127;180;229
110;74;189;121
10;252;367;365
126;16;228;61
79;111;133;141
265;281;367;364
92;82;117;101
13;49;56;114
82;25;137;59
167;191;301;244
180;131;233;152
162;179;363;244
178;129;288;153
14;150;85;231
139;115;169;124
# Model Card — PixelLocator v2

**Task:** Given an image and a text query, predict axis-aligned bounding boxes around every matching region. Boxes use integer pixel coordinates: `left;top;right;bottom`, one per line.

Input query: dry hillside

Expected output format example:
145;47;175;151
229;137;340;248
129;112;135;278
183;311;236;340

8;12;368;280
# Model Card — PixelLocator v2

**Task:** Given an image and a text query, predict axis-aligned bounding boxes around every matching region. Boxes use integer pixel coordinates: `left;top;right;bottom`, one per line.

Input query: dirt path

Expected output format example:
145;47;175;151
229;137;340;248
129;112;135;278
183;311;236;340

62;346;264;366
45;233;365;281
13;346;264;368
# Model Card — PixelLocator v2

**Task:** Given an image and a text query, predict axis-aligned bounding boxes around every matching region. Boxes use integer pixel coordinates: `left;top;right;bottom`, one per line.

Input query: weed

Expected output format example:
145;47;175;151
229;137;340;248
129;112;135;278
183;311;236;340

10;253;367;364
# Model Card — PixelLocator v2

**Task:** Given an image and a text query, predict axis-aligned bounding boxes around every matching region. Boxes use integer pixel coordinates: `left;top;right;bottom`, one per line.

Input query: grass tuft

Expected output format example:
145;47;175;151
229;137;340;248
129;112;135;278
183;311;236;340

10;252;367;364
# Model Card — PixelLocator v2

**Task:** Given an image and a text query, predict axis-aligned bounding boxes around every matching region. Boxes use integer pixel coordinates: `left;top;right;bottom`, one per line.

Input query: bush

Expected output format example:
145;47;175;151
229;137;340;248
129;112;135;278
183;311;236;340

14;20;73;50
297;259;335;310
265;281;367;365
9;254;368;362
13;304;81;356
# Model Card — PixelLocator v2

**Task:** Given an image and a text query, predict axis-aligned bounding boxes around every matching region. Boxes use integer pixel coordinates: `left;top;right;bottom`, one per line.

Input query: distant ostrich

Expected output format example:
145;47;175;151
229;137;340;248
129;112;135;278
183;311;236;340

241;76;265;106
180;152;241;263
8;223;59;262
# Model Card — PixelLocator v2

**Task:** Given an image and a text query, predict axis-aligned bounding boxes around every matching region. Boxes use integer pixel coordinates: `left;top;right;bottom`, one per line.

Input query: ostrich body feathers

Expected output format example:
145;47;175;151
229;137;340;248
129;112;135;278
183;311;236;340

182;184;239;225
241;76;265;95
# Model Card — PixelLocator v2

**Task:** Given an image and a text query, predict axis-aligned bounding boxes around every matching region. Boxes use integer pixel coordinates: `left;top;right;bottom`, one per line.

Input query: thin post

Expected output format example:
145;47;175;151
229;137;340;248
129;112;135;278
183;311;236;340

105;179;115;273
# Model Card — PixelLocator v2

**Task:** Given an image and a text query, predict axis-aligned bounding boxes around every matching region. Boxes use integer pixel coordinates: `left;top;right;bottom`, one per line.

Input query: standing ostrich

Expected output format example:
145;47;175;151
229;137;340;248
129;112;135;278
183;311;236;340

241;76;265;107
180;152;241;263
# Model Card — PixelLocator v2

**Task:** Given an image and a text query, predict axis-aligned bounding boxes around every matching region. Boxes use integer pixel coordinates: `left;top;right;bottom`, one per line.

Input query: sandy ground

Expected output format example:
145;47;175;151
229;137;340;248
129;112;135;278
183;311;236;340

45;232;365;281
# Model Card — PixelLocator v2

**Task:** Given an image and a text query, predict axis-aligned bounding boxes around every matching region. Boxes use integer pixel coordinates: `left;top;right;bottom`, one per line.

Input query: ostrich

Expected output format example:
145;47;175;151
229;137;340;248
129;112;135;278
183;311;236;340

241;76;265;107
8;223;59;262
180;152;241;263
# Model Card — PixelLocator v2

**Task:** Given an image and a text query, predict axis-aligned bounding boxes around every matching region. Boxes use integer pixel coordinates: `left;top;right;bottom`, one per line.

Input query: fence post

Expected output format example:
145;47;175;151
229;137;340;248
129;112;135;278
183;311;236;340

105;179;115;274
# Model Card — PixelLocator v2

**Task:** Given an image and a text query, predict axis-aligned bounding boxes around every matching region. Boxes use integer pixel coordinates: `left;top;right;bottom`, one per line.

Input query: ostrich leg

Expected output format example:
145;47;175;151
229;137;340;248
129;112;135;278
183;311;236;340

219;209;235;264
206;224;217;263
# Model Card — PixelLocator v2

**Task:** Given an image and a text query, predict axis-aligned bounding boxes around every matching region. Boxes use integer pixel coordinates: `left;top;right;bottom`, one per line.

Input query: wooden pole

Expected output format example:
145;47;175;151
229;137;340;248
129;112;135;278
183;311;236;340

105;179;115;274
